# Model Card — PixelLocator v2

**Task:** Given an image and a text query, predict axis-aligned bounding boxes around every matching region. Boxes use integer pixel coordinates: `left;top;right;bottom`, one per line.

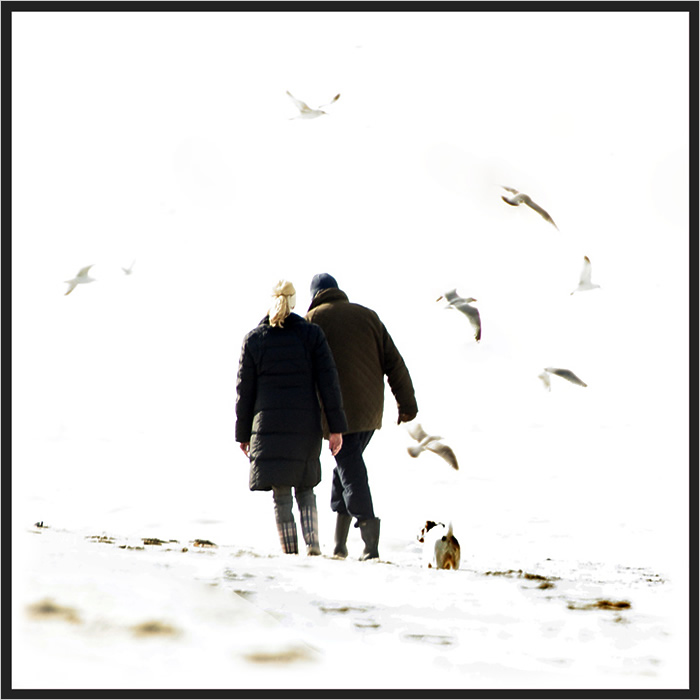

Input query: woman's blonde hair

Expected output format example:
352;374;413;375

269;280;297;328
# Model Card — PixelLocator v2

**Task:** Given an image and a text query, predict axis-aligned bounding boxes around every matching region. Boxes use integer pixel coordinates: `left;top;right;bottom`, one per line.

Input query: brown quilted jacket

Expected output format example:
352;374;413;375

306;288;418;435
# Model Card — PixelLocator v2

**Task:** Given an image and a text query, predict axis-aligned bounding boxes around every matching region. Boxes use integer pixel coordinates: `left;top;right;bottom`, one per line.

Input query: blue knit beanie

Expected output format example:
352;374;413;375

309;273;338;299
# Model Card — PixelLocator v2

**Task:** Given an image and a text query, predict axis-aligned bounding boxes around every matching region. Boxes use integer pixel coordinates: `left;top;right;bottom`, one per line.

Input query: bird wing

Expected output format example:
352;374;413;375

501;185;519;194
449;300;481;341
524;198;558;229
546;368;587;387
440;289;459;303
425;441;459;471
64;280;78;295
579;256;593;285
286;90;311;113
538;371;551;391
407;423;429;443
318;93;340;109
76;265;93;278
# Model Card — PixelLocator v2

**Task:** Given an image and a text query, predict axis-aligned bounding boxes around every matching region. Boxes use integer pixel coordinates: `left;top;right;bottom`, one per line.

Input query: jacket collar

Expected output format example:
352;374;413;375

259;312;303;327
308;288;349;312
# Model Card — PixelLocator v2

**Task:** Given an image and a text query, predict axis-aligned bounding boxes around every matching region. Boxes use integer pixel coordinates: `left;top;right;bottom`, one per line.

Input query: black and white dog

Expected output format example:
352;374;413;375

417;521;461;570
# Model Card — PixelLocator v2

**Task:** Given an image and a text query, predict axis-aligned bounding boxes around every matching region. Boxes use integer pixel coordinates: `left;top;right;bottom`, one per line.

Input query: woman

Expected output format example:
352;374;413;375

235;280;347;555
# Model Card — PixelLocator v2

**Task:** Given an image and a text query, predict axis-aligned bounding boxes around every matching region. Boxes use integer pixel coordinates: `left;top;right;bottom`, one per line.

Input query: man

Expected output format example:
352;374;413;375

306;273;418;560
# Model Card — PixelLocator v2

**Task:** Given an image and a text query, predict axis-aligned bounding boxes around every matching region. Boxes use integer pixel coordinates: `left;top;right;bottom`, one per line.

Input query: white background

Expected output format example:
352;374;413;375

12;8;690;583
11;9;692;691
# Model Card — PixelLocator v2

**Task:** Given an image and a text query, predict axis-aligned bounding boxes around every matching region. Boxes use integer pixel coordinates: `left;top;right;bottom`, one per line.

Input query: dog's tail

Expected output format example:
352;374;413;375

445;522;460;557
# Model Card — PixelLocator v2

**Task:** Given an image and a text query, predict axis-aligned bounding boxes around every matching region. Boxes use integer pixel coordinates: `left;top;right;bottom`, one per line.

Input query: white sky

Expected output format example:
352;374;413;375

11;10;690;535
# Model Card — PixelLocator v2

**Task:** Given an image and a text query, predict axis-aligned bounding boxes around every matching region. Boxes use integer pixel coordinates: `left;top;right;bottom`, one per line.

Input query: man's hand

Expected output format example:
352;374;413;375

239;442;250;457
397;411;416;425
328;433;343;456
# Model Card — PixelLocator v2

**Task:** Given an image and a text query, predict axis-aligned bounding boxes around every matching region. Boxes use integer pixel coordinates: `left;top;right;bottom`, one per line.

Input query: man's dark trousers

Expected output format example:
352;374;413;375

330;431;375;521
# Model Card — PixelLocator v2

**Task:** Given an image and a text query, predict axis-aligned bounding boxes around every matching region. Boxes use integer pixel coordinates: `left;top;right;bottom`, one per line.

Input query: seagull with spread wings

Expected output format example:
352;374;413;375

436;289;481;342
286;90;340;119
541;367;588;388
501;186;559;230
407;423;459;471
64;265;96;296
571;256;600;294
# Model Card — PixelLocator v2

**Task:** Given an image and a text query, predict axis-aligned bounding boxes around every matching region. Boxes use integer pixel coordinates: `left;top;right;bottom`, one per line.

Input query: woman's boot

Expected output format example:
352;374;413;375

358;517;380;560
299;500;321;556
277;519;299;554
333;513;353;558
273;487;298;554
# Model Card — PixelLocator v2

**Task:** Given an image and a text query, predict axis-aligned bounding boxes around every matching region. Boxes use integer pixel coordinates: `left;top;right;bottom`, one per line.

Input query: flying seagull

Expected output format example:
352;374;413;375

542;367;588;388
122;259;136;276
501;186;558;230
538;372;552;392
436;289;481;342
407;423;459;471
571;256;600;294
286;90;340;119
64;265;96;296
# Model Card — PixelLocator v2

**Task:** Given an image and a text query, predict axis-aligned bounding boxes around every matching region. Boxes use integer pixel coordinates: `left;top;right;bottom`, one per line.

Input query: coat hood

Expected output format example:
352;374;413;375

307;288;349;312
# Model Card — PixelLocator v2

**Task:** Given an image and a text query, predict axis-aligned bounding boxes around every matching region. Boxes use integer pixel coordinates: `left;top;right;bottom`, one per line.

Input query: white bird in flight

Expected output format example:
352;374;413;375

540;367;588;389
286;90;340;119
571;256;600;295
501;186;559;230
122;260;136;276
64;265;96;296
436;289;481;342
407;423;459;471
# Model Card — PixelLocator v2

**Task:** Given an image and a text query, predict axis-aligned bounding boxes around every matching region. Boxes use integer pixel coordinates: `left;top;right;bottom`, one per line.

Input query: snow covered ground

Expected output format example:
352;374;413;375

11;521;683;692
11;421;690;692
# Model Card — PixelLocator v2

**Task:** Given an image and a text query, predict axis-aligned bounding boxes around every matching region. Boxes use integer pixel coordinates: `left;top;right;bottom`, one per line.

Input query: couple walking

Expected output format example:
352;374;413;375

235;274;418;560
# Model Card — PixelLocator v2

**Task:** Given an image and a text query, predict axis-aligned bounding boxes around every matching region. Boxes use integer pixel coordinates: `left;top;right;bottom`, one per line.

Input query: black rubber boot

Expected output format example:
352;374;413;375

333;513;353;558
358;517;380;560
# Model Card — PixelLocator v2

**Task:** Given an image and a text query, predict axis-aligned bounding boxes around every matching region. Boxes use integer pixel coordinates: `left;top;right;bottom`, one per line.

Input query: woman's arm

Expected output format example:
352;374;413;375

235;338;257;444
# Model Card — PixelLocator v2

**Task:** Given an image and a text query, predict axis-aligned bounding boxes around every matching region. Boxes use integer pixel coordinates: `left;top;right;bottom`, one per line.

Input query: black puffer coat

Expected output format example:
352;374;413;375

235;313;348;491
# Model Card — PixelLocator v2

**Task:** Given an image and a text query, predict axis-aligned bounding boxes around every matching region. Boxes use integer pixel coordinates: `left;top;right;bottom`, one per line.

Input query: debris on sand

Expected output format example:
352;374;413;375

485;569;558;582
131;620;180;638
567;599;632;611
27;599;82;624
243;646;315;665
86;535;116;544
